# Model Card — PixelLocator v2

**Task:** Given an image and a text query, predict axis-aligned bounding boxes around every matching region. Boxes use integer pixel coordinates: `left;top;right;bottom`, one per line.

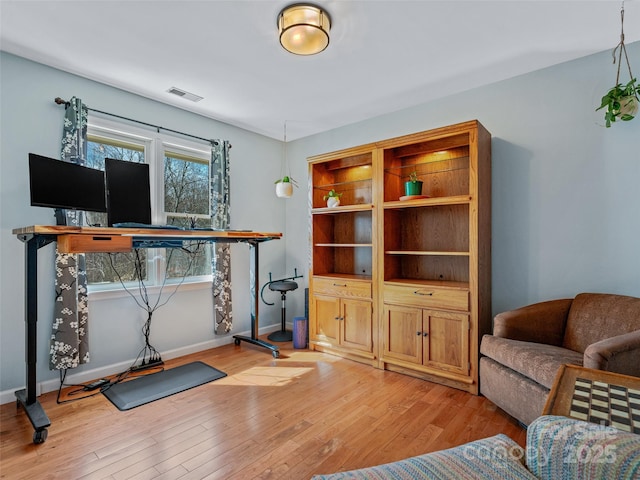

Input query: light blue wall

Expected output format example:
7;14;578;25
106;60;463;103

0;52;288;396
283;41;640;320
2;42;639;398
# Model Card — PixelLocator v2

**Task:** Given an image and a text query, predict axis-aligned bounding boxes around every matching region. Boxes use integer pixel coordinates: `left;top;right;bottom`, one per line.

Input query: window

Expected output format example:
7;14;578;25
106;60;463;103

163;147;211;279
84;119;212;290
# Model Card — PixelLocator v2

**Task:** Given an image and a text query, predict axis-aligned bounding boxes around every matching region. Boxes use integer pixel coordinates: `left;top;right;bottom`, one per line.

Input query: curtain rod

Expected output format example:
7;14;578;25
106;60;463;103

54;97;226;147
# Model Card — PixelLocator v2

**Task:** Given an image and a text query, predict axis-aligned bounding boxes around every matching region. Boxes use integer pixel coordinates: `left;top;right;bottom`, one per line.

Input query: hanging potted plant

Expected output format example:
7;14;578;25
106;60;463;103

596;3;640;127
323;189;342;208
274;175;298;198
274;121;298;198
404;171;423;196
597;78;639;127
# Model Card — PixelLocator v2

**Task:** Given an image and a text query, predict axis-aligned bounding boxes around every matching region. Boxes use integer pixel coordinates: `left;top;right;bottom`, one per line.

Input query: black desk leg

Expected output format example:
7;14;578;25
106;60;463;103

16;235;51;444
233;240;280;358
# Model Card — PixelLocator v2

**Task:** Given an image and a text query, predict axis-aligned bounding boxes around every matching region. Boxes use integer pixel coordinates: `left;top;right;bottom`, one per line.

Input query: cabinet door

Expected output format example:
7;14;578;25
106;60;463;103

423;310;469;376
382;304;422;364
312;295;341;346
341;298;372;352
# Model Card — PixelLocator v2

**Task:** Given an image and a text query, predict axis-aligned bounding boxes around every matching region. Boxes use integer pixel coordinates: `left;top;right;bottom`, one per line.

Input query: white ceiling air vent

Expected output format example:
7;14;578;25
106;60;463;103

166;87;204;102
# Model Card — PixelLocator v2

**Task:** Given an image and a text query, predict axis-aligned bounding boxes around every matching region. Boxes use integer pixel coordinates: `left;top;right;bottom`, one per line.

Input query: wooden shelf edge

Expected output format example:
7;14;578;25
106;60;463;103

385;250;469;256
374;120;480;150
383;195;471;209
310;341;375;360
316;243;373;248
381;358;474;384
312;204;374;214
312;273;372;282
384;278;470;290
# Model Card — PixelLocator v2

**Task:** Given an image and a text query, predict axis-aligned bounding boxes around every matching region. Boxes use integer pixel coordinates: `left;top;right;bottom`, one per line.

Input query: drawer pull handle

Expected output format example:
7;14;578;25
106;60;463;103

413;291;434;296
416;331;421;336
333;283;347;287
423;332;429;337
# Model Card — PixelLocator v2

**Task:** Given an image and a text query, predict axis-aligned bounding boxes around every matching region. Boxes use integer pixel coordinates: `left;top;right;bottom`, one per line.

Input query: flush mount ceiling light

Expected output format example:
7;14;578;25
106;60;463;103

278;3;331;55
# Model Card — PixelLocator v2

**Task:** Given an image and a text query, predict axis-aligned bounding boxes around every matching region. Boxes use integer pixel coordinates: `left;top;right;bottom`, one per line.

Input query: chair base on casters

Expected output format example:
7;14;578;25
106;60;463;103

268;329;293;342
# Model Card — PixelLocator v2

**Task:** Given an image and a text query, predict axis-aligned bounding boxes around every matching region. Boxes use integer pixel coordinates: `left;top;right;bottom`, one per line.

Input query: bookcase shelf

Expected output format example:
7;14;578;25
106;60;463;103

311;203;374;214
311;150;374;209
383;195;471;209
385;251;469;256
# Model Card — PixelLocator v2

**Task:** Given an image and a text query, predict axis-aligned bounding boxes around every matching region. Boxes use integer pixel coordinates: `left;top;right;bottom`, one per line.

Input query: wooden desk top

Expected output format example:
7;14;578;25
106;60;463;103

13;225;282;241
544;364;640;433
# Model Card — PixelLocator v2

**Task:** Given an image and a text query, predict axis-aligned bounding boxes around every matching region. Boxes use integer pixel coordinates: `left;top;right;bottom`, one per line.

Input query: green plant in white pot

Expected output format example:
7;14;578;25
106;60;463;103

274;176;298;198
596;78;640;127
323;189;342;208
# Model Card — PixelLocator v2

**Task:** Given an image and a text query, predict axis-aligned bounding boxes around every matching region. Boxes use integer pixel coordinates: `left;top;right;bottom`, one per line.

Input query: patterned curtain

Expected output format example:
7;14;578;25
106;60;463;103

210;140;233;334
49;97;90;369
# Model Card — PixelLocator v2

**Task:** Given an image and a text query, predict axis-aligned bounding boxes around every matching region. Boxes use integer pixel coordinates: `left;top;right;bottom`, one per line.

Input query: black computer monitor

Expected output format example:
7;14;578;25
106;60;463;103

28;153;107;213
104;158;152;226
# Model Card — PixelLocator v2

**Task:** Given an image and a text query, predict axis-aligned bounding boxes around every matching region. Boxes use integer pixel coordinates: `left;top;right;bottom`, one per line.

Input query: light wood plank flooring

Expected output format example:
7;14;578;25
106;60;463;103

1;339;525;479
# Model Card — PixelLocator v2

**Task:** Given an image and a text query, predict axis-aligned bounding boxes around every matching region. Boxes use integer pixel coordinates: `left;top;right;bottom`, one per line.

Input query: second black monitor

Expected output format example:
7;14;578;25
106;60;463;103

104;158;151;227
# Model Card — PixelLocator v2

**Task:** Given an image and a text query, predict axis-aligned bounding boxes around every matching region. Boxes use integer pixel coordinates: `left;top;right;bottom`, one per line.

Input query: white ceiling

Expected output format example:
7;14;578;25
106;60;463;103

1;1;639;141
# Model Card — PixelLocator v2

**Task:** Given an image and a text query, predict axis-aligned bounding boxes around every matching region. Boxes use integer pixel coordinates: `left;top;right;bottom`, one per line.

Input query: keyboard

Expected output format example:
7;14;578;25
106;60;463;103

191;227;253;232
113;223;253;232
113;222;183;230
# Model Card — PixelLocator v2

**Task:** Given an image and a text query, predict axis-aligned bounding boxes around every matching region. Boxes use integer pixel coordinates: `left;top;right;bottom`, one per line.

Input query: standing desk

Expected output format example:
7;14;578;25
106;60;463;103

12;225;282;443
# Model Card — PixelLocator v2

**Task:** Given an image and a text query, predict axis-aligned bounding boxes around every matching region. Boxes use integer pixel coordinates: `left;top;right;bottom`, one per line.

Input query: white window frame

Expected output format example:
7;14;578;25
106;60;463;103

86;115;213;298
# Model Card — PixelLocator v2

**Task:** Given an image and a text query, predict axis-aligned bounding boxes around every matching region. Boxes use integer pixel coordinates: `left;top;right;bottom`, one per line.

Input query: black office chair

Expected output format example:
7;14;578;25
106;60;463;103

267;280;298;342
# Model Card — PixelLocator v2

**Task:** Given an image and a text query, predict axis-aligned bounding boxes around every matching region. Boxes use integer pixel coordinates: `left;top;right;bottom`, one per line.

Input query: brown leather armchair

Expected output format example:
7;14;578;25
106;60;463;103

480;293;640;426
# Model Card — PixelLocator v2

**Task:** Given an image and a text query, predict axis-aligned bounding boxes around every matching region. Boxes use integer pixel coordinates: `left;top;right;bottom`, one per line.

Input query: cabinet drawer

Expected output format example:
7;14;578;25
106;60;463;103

313;277;371;299
58;234;132;254
384;284;468;311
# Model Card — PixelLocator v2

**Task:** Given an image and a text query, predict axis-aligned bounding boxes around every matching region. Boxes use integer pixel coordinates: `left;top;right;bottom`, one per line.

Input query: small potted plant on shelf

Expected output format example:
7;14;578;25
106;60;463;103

274;176;298;198
596;78;640;127
404;171;423;196
323;189;342;208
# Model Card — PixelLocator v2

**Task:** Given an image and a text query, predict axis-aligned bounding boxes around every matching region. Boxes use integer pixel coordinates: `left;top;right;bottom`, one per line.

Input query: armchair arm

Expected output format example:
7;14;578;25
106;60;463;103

493;298;573;346
583;329;640;377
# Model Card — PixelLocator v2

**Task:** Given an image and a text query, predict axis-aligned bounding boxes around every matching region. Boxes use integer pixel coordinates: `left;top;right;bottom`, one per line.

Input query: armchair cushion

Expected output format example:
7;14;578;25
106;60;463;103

563;293;640;353
492;298;572;346
480;336;583;389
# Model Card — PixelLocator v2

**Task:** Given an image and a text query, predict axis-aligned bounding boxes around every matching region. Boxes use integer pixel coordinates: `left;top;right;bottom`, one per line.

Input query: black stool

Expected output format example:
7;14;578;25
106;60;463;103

267;280;298;342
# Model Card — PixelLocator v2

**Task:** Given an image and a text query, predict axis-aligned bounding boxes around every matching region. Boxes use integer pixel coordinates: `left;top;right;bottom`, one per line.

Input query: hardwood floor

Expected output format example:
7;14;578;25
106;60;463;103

1;339;525;479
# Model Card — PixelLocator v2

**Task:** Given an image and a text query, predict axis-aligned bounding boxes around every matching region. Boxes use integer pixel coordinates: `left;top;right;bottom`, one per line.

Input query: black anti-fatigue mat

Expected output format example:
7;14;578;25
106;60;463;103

103;361;227;411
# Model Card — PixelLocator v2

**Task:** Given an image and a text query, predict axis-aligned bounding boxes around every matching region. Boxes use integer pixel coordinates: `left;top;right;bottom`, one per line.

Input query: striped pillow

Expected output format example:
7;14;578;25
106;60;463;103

311;434;536;480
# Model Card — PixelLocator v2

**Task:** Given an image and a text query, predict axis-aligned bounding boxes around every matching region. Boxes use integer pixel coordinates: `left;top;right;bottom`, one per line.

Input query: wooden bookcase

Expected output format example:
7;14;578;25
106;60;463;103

308;120;491;393
308;145;378;364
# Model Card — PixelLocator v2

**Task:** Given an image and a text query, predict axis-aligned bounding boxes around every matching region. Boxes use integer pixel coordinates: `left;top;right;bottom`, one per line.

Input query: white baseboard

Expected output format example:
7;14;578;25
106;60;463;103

1;323;284;406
